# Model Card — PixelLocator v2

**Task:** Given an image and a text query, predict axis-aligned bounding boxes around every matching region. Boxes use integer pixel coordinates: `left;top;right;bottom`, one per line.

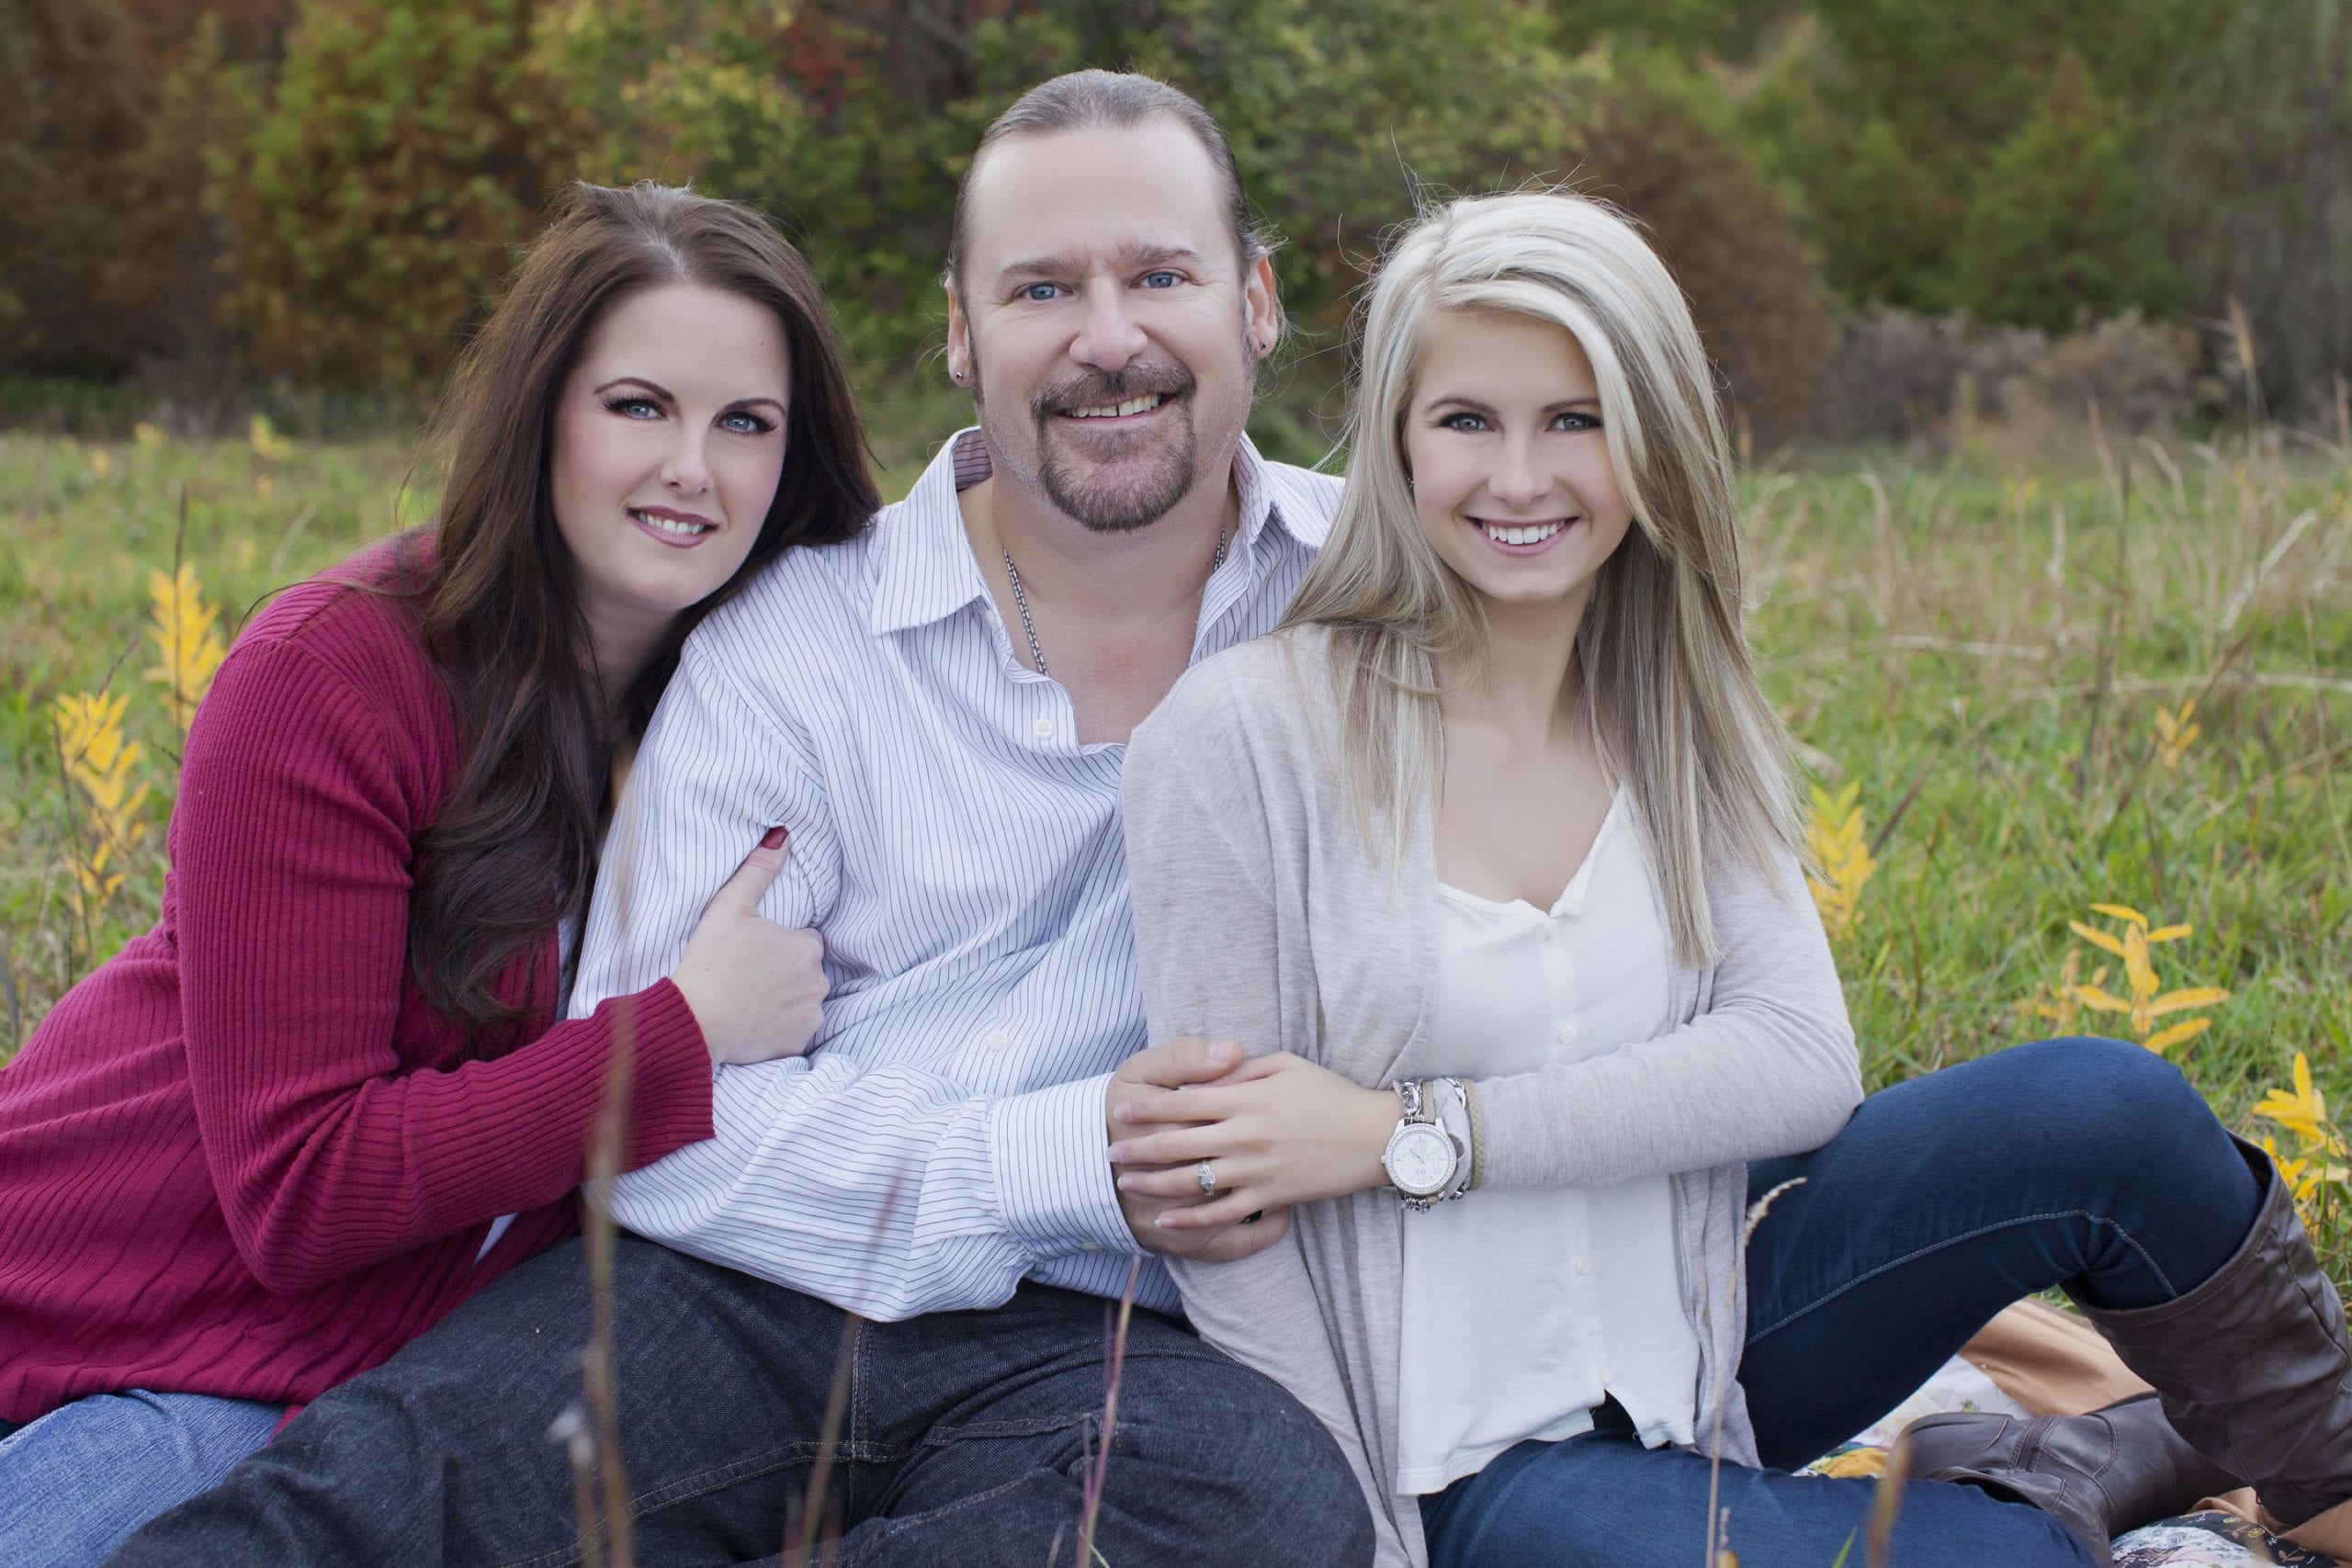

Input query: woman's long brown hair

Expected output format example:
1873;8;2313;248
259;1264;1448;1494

406;182;878;1035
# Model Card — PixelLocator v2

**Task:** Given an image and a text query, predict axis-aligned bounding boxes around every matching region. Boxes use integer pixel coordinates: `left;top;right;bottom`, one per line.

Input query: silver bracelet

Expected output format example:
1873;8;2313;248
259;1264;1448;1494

1430;1077;1475;1203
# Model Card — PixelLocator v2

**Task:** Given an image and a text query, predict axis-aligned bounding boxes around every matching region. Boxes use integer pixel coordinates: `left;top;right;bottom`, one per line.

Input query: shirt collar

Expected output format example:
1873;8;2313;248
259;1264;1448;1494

867;426;1314;637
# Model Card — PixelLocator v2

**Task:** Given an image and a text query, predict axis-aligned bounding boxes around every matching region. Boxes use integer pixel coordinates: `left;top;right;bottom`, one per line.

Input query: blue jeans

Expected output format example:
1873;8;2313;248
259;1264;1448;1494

1420;1037;2265;1567
0;1389;284;1567
107;1236;1372;1566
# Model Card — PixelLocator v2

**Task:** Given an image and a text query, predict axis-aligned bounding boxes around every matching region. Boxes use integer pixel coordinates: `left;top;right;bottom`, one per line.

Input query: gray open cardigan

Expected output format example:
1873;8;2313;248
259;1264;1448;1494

1122;627;1864;1568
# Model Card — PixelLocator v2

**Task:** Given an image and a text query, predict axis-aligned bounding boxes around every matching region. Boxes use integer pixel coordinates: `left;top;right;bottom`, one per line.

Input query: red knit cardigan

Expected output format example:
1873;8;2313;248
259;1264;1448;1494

0;543;718;1424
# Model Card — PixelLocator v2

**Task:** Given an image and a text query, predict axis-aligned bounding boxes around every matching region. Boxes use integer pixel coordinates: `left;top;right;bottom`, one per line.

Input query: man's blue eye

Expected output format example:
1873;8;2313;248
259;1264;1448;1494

1023;283;1062;302
1141;271;1179;288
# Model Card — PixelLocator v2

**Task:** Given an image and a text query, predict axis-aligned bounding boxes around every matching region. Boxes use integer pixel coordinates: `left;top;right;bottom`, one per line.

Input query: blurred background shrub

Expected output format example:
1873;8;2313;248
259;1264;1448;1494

0;0;2337;446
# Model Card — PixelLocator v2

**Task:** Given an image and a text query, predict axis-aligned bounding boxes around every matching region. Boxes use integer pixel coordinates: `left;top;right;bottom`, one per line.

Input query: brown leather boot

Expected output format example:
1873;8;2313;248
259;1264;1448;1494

2083;1134;2352;1532
1905;1393;2241;1565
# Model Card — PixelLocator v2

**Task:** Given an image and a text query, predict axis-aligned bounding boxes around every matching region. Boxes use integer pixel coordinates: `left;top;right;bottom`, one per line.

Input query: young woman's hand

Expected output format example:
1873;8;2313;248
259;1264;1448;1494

1106;1053;1399;1230
1105;1038;1295;1260
670;829;828;1066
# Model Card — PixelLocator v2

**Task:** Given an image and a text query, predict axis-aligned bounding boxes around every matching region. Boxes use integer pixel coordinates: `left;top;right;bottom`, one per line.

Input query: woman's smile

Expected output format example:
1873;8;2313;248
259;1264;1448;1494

1468;515;1576;552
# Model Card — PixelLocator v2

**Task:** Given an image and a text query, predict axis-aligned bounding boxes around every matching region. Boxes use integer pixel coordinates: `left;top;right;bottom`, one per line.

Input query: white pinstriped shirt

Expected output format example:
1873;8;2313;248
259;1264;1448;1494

574;429;1339;1321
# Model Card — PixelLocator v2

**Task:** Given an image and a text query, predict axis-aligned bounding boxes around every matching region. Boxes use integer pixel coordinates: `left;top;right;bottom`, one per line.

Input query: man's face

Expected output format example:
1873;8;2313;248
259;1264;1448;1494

948;118;1277;534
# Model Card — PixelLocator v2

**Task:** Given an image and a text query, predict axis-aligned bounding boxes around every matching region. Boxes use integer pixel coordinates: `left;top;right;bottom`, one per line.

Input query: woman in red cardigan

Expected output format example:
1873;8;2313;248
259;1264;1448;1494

0;182;879;1563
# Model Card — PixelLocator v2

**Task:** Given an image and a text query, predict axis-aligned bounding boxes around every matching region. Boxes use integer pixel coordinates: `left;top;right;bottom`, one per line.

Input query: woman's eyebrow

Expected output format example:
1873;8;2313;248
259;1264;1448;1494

591;376;674;400
1420;393;1499;416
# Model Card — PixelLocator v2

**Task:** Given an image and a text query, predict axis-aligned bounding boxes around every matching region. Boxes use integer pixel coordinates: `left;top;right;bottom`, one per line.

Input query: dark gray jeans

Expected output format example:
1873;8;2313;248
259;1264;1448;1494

104;1236;1373;1567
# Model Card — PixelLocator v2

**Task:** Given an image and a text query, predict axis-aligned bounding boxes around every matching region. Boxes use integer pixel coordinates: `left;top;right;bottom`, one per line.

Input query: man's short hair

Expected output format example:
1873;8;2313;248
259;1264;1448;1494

944;69;1276;296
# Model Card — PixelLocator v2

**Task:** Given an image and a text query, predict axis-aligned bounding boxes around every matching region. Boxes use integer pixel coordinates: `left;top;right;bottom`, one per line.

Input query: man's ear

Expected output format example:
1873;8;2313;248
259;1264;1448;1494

1244;253;1282;358
944;283;971;383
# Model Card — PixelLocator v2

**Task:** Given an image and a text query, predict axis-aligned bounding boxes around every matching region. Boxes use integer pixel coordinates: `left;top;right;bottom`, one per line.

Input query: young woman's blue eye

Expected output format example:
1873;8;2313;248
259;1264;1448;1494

604;396;662;420
1441;412;1490;433
1554;411;1602;432
719;411;777;434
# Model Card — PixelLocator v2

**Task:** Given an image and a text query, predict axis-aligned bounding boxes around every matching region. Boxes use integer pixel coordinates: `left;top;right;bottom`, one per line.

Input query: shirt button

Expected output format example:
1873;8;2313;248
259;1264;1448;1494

983;1030;1011;1051
1033;716;1054;740
1555;1023;1574;1045
1078;1241;1103;1253
1574;1256;1591;1275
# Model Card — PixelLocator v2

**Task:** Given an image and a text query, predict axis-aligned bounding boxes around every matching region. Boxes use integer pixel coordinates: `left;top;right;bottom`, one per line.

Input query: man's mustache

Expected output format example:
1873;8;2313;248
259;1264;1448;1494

1030;364;1194;422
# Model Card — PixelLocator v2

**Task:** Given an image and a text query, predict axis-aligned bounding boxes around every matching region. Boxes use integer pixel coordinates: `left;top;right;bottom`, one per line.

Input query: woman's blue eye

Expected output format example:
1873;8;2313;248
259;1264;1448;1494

1555;411;1601;431
1442;412;1490;433
605;396;662;420
719;411;776;434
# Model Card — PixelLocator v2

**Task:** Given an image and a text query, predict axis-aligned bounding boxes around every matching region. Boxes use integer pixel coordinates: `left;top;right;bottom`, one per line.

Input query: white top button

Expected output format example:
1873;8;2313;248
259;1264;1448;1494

983;1029;1011;1051
1077;1242;1102;1253
1573;1256;1590;1275
1033;716;1054;740
1554;1023;1574;1044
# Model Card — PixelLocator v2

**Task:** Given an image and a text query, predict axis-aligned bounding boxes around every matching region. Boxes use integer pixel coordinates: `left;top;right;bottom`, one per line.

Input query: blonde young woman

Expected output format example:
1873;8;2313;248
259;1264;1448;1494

1117;191;2352;1567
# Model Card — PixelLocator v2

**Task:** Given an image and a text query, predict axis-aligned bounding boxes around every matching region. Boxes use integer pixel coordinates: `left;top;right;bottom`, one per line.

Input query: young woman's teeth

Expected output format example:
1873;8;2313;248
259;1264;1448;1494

1479;521;1565;546
633;511;711;536
1065;394;1165;419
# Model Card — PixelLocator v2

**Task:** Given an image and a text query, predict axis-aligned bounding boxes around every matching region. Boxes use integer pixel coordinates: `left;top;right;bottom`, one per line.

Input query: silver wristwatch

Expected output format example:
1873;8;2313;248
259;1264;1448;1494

1381;1079;1464;1211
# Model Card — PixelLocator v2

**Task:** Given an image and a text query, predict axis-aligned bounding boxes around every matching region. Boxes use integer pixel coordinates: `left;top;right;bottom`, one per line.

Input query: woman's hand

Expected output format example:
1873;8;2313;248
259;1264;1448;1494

670;828;828;1066
1106;1053;1398;1230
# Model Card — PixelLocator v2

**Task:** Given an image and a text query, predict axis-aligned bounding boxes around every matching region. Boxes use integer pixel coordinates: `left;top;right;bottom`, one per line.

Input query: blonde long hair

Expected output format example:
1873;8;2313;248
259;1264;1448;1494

1280;190;1795;966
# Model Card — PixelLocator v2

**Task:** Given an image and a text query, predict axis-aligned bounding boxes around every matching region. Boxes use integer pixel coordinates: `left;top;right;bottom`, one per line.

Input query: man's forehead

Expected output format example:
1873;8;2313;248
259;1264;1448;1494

962;119;1232;277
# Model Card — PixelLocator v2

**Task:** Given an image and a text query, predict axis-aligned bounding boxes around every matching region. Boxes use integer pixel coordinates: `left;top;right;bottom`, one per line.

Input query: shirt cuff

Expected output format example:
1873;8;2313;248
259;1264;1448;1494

990;1072;1136;1260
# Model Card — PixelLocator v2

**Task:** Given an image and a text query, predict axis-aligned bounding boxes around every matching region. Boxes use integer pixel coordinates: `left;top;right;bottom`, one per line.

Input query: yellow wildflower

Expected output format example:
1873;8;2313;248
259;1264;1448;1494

54;692;152;914
144;562;229;732
2026;950;2109;1034
132;422;169;448
2258;1134;2348;1225
249;412;294;462
89;448;112;479
1805;780;1879;940
2067;904;2230;1054
2256;1054;2346;1156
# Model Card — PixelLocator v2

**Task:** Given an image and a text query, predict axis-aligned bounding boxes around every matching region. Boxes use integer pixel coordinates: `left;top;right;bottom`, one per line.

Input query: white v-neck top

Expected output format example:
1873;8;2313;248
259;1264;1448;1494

1396;791;1701;1493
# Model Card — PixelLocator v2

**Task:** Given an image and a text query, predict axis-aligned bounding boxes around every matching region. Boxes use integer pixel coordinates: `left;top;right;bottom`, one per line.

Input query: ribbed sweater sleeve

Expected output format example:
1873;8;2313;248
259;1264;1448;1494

174;622;714;1295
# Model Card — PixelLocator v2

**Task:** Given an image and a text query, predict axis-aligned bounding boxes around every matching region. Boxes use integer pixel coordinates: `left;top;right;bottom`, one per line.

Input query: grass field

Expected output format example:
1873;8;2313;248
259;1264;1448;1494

3;421;2347;1284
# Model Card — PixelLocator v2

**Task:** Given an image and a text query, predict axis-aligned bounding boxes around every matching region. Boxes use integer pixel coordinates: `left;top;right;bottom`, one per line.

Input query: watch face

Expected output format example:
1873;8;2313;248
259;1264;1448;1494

1388;1124;1454;1195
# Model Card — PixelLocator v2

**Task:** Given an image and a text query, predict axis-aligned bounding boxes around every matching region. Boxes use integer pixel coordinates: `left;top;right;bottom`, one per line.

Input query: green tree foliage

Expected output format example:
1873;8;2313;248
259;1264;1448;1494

25;0;2267;436
1752;0;2222;320
0;0;145;375
223;0;582;386
115;18;263;381
0;0;292;379
1948;54;2180;333
2153;0;2352;414
1576;51;1835;446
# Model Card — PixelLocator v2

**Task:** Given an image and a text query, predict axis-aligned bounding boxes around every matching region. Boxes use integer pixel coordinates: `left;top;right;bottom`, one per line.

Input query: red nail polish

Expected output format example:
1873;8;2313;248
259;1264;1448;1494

761;826;787;850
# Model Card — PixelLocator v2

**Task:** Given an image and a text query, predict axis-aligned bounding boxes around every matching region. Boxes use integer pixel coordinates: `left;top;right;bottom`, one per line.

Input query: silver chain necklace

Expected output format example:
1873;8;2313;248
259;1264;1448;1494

1001;527;1228;680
